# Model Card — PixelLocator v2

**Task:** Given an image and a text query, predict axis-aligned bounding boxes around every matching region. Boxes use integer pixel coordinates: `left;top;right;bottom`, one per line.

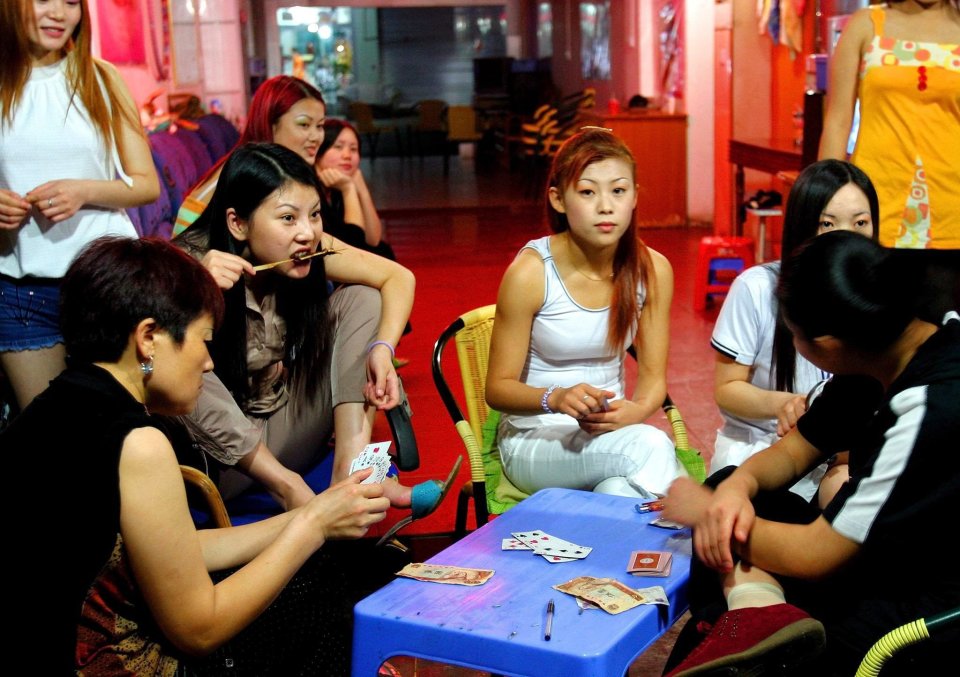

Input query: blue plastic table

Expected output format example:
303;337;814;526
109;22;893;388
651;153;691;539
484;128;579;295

352;488;691;676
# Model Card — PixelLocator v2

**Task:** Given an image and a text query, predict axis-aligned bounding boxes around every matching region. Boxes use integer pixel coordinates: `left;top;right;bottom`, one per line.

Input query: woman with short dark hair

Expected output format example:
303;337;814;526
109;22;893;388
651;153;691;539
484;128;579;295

3;236;389;674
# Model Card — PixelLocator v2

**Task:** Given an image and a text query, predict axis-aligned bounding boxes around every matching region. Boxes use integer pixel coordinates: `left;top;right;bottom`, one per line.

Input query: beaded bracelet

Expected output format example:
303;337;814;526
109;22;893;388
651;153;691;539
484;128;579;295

366;340;395;359
541;384;560;414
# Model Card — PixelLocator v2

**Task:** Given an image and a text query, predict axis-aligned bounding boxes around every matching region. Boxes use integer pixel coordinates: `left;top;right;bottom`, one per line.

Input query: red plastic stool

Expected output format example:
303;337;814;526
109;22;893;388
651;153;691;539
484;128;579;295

693;236;755;311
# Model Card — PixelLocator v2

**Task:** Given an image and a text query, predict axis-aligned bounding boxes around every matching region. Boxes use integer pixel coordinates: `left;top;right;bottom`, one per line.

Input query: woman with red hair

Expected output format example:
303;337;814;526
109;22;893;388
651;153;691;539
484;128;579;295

485;128;681;498
174;75;328;235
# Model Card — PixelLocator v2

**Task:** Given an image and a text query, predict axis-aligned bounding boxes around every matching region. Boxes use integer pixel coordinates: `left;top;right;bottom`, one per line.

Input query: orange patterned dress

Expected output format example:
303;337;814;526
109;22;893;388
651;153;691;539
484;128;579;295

852;6;960;249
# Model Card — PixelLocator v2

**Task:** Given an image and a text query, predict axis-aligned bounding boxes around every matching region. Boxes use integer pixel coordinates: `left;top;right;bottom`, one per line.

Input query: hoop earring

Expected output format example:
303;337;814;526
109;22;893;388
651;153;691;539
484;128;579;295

140;355;154;376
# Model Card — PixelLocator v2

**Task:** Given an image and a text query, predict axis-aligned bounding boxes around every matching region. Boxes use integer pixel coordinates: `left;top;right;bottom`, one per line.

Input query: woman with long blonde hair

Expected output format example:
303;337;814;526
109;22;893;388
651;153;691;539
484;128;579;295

0;0;160;411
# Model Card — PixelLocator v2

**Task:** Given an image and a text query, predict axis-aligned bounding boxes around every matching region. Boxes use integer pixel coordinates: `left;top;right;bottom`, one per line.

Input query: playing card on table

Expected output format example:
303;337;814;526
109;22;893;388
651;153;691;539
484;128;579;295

576;597;601;612
511;530;592;560
501;538;532;551
627;550;672;577
541;554;579;563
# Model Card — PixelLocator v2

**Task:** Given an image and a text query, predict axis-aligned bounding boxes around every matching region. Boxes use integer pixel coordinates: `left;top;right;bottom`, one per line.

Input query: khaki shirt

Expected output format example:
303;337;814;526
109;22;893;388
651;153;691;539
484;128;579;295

190;285;289;465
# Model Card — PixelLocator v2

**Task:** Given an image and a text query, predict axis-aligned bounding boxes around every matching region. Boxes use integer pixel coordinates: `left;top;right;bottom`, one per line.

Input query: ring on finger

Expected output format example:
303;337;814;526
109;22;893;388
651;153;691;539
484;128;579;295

582;394;591;402
47;198;54;207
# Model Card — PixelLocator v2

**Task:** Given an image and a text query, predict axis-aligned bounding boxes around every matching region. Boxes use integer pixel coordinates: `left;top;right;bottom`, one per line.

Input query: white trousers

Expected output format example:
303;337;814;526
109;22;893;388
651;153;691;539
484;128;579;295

498;420;681;499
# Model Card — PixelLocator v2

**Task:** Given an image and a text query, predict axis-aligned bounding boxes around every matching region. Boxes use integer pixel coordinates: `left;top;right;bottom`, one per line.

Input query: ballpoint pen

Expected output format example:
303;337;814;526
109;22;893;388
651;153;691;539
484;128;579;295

544;599;555;641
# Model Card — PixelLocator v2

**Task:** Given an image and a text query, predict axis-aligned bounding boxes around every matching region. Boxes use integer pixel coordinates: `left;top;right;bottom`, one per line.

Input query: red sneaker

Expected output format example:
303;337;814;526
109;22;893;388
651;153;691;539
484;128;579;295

665;603;825;676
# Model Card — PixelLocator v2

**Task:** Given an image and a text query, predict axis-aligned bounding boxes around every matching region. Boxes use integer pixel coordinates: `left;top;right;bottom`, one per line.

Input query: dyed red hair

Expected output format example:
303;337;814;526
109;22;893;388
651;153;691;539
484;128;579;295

239;75;326;145
546;128;654;351
189;76;326;194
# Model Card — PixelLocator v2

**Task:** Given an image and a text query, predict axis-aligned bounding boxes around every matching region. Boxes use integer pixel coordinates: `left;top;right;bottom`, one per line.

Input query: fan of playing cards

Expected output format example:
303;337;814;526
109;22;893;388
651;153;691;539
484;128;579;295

348;441;393;483
502;530;593;563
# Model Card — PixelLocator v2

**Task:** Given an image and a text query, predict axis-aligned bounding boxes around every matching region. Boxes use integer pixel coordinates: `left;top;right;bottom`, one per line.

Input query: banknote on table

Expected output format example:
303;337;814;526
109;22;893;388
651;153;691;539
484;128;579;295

576;597;602;612
635;585;669;606
554;576;669;614
553;575;600;597
552;576;643;614
397;563;494;586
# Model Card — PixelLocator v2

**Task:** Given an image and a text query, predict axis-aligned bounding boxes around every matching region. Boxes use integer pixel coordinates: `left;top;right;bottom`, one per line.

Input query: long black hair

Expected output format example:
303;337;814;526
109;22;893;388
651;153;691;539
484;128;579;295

771;159;880;391
778;231;915;353
175;143;331;408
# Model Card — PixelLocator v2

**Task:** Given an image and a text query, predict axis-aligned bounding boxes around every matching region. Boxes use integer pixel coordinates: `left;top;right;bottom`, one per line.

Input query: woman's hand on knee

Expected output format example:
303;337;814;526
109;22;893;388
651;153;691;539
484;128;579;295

364;348;399;409
663;477;713;526
700;484;756;572
307;470;390;540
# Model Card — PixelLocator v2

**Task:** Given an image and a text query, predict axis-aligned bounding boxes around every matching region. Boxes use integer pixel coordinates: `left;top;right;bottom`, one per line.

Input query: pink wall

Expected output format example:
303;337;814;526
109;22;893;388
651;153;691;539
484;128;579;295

88;0;174;111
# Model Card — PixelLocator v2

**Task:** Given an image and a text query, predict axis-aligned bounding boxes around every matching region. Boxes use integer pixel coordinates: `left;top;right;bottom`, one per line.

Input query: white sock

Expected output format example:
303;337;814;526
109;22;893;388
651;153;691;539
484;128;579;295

725;582;786;610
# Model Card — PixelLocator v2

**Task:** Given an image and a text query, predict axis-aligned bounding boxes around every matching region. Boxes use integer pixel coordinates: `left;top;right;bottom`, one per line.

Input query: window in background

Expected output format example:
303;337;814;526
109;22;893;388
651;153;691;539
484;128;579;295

170;0;245;121
537;3;553;58
276;6;353;105
580;1;611;80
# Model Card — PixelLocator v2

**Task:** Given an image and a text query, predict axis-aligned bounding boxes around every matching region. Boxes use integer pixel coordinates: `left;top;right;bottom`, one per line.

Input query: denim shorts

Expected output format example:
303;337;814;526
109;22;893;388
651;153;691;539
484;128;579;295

0;274;63;351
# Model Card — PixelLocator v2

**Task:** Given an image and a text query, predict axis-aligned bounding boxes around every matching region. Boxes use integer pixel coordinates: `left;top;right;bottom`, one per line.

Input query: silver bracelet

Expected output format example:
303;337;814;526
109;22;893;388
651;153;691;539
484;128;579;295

541;384;560;414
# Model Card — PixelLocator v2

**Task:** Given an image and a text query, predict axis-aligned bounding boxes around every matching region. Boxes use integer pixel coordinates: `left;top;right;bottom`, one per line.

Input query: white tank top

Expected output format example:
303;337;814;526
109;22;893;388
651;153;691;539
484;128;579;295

503;236;646;430
0;59;136;279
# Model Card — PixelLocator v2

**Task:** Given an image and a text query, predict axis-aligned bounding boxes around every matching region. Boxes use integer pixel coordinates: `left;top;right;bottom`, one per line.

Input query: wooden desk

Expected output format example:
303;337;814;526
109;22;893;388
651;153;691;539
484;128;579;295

729;137;802;233
592;112;688;227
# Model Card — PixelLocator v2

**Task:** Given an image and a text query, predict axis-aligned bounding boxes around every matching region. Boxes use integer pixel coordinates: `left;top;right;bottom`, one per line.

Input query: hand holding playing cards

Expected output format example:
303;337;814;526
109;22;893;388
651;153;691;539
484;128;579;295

304;470;390;541
549;384;615;421
364;344;400;410
578;396;648;435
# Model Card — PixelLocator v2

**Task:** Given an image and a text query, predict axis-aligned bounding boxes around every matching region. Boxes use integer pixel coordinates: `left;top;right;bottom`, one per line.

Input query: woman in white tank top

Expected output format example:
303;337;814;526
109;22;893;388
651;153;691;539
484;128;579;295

0;0;159;411
486;128;681;498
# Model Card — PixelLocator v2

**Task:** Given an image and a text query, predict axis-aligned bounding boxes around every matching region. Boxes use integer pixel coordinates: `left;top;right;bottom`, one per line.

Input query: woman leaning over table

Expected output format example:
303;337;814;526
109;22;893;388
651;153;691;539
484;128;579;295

2;236;388;674
0;0;160;411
